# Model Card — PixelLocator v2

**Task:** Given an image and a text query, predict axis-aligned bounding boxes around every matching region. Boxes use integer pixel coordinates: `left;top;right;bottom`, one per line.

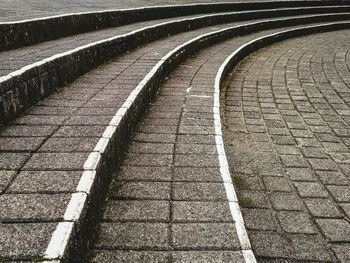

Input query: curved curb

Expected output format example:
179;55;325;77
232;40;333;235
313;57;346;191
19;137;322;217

37;21;350;263
1;0;347;51
213;20;350;263
2;12;350;125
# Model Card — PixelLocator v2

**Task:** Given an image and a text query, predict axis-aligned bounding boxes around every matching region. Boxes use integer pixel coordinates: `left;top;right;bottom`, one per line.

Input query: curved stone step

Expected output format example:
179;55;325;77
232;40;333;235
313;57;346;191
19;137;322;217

1;0;347;51
2;10;350;124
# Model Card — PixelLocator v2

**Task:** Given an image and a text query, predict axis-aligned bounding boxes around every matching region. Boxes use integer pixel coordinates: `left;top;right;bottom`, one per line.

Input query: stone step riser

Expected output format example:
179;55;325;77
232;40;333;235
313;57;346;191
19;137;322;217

2;11;350;125
1;0;348;51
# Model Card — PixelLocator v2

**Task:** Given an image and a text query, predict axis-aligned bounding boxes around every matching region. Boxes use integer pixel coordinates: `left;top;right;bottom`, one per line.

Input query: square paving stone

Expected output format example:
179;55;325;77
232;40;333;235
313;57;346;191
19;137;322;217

127;142;174;154
286;168;316;181
280;155;308;168
133;133;176;143
0;194;70;222
278;211;316;234
316;219;350;242
136;125;177;134
331;244;350;262
317;171;349;185
0;153;31;170
173;183;227;201
0;125;56;137
294;182;328;198
53;125;106;137
304;198;342;218
302;147;328;159
174;167;222;182
8;171;81;193
270;193;304;211
326;185;350;202
65;116;112;125
22;152;89;170
242;208;277;230
0;170;16;193
39;137;99;152
172;251;245;263
123;154;172;167
174;154;218;167
111;181;171;200
172;223;240;250
263;176;292;192
0;137;45;152
308;158;338;171
172;201;232;222
90;250;168;263
103;200;170;222
11;115;67;125
118;166;172;181
340;203;350;218
0;223;56;259
175;144;217;155
238;190;271;208
96;222;169;250
176;134;216;145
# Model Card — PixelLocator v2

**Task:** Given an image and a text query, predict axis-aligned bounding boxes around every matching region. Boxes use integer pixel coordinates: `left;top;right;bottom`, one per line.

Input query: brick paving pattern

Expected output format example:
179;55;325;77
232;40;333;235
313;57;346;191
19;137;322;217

223;30;350;262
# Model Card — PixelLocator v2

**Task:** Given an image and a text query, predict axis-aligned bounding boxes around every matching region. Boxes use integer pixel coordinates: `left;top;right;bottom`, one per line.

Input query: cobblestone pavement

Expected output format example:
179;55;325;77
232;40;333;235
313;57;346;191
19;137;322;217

0;16;308;260
0;0;286;22
86;25;337;262
223;30;350;262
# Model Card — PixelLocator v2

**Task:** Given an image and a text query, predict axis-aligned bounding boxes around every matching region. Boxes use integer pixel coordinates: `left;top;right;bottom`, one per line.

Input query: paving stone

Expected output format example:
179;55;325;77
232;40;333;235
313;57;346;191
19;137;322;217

96;223;169;249
316;219;350;242
294;182;328;198
0;223;56;259
278;211;316;234
0;137;45;152
331;244;350;262
302;147;328;159
308;158;339;171
174;167;221;182
0;153;31;170
173;182;227;201
340;203;350;218
53;125;106;137
0;125;56;137
242;208;277;230
90;250;168;263
286;168;316;181
172;223;240;250
238;190;271;209
176;134;216;145
175;143;217;155
317;171;349;185
270;193;304;211
128;142;174;154
263;176;292;192
172;201;232;222
39;137;99;152
22;152;89;170
11;115;68;125
133;133;176;143
103;200;170;222
0;170;16;193
172;251;245;263
280;154;308;168
174;154;218;167
8;171;81;193
304;198;342;218
123;153;172;167
137;125;177;134
0;194;70;222
326;185;350;202
111;181;170;200
118;166;172;181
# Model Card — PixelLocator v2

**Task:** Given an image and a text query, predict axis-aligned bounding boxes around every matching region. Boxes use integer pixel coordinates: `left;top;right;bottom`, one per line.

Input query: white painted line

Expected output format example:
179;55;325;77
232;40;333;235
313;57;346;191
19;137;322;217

44;222;74;260
76;171;96;194
64;193;87;221
83;152;101;170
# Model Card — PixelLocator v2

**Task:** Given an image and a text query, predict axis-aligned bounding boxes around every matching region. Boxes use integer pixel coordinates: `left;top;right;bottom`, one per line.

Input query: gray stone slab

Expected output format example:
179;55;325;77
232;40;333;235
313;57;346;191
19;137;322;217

0;170;16;193
286;168;316;181
174;167;222;182
0;125;56;137
263;176;292;192
294;182;328;198
304;198;342;218
277;211;316;234
96;222;169;250
173;182;227;201
39;137;99;152
331;244;350;263
316;219;350;242
174;154;218;167
133;133;176;144
0;153;31;170
270;193;304;211
112;181;171;200
242;208;277;230
0;223;56;259
123;154;172;167
53;125;106;137
0;137;45;152
118;166;172;181
176;134;216;145
128;142;174;154
22;152;89;170
172;251;245;263
172;223;240;250
326;185;350;202
172;201;232;222
317;171;349;185
175;144;217;155
90;250;168;263
0;194;70;222
8;171;81;193
103;200;170;222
